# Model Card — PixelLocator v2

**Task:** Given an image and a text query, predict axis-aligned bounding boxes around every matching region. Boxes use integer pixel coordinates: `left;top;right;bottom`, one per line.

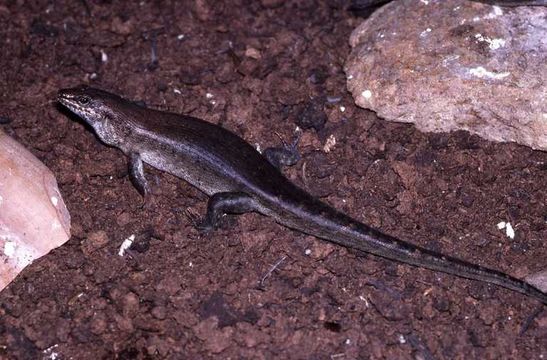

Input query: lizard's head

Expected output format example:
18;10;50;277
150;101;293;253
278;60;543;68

58;85;130;146
57;85;121;125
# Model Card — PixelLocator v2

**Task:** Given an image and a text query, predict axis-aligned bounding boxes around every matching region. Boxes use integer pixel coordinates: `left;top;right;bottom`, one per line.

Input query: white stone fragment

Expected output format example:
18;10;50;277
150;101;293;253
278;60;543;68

505;222;515;239
468;66;510;80
323;134;336;153
119;234;135;257
497;221;515;239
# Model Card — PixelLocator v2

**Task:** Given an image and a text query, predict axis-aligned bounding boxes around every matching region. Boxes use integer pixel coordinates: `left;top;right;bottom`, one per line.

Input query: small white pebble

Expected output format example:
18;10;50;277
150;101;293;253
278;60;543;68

50;196;58;206
345;339;351;345
100;50;108;63
505;222;515;239
43;344;60;360
206;92;214;99
347;74;354;80
469;66;510;80
340;106;346;112
359;295;370;308
118;234;135;257
177;34;185;40
323;134;336;153
189;262;193;267
173;88;182;95
304;249;311;255
398;334;406;344
420;28;432;37
497;221;515;239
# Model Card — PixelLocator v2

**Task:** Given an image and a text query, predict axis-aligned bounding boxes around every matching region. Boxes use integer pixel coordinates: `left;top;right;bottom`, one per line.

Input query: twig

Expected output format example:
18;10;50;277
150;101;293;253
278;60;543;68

259;255;287;287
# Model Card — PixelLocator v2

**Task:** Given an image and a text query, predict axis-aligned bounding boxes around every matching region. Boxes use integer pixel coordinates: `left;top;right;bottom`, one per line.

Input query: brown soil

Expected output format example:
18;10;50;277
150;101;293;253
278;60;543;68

0;1;545;359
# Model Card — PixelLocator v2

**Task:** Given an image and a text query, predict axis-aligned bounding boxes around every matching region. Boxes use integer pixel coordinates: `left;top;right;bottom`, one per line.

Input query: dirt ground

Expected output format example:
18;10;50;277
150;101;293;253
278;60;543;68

0;1;545;359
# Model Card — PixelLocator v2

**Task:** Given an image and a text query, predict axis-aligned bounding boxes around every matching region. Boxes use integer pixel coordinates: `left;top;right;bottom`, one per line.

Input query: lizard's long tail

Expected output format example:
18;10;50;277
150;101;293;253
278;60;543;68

274;195;547;305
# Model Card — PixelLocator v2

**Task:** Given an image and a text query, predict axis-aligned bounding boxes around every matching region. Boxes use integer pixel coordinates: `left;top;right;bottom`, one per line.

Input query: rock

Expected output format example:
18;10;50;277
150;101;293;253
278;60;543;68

0;129;71;291
525;269;547;292
345;0;547;150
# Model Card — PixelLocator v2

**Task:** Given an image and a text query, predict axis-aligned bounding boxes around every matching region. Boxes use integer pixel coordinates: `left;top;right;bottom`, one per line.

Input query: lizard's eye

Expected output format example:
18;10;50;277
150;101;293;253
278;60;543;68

77;95;91;105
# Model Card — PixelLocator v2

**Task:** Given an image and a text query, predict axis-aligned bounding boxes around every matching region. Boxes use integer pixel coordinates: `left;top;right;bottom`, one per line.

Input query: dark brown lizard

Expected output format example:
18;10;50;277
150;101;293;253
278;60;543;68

57;86;547;305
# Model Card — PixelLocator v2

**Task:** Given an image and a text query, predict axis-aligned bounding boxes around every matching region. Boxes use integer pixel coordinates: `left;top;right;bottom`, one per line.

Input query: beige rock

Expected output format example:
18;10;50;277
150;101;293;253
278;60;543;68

526;269;547;293
0;129;71;291
345;0;547;150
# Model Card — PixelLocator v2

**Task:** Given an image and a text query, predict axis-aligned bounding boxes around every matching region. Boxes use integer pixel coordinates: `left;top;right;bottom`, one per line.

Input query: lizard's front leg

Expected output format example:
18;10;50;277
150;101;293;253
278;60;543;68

128;153;151;200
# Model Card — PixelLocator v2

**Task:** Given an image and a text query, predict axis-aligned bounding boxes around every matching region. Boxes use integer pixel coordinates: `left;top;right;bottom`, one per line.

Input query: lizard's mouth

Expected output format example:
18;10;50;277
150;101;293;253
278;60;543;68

57;89;94;121
57;91;79;110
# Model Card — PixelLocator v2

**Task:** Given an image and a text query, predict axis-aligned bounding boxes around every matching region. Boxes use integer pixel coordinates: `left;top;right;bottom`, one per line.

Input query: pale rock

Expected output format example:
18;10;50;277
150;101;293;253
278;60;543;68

0;129;71;291
345;0;547;150
525;269;547;292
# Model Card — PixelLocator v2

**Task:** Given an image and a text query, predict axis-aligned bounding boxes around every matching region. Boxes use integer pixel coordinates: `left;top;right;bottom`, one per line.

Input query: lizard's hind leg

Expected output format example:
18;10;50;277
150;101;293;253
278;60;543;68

195;192;259;232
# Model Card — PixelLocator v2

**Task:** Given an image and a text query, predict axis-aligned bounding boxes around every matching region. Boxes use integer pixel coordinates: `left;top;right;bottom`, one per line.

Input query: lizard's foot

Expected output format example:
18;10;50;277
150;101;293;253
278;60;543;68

138;191;155;210
185;208;214;234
